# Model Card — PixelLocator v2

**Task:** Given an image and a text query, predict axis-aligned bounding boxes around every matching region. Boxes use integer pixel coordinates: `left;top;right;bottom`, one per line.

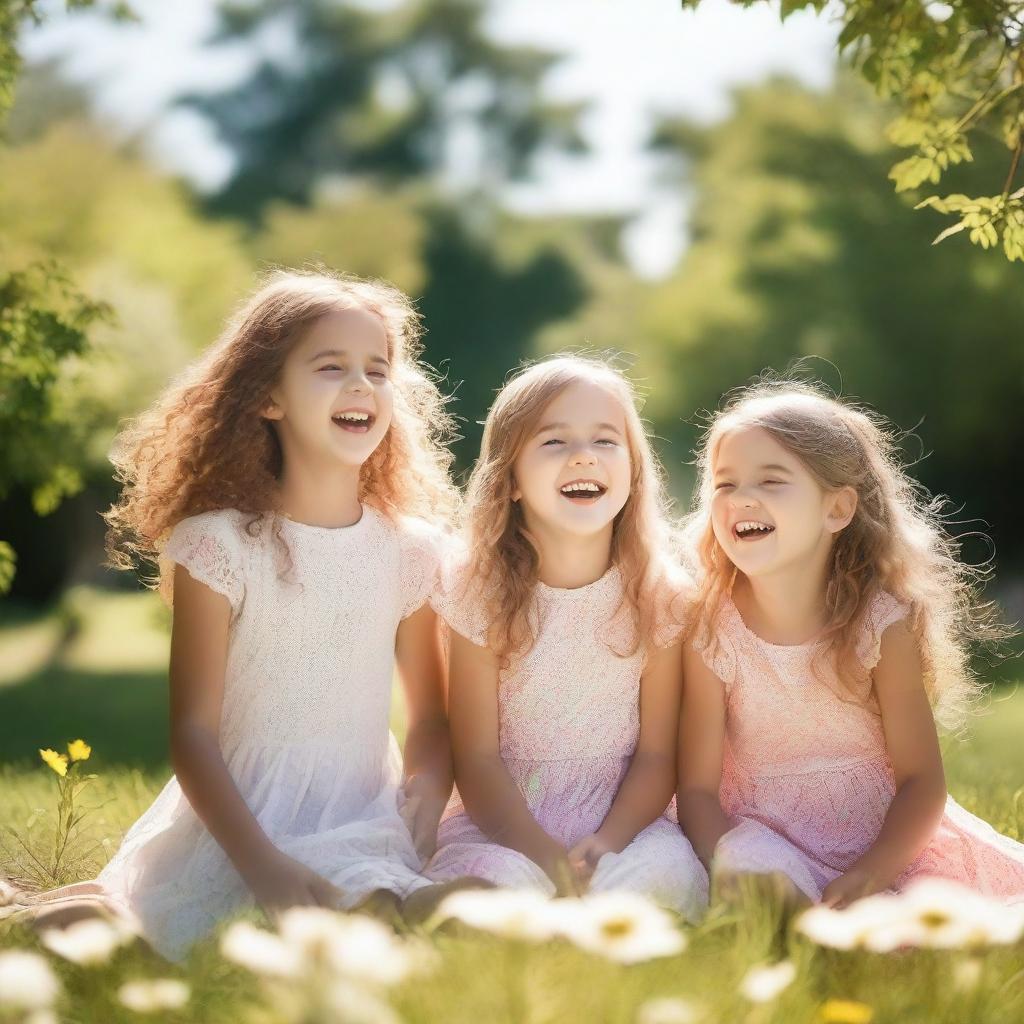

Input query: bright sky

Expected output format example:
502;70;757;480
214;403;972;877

22;0;840;276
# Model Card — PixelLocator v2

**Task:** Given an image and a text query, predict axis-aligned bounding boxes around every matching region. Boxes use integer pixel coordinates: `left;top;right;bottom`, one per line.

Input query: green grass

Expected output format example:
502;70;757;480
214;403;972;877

1;587;1023;1023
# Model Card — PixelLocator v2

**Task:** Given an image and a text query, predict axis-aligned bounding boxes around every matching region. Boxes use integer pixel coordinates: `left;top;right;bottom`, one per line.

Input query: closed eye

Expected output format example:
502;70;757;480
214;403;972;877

541;438;564;446
595;439;618;447
714;482;735;490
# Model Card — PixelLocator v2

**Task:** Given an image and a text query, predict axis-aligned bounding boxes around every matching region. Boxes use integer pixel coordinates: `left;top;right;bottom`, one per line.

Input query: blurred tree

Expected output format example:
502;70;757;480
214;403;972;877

681;0;1024;261
0;100;252;598
0;0;120;595
184;0;587;220
188;0;602;463
645;74;1024;564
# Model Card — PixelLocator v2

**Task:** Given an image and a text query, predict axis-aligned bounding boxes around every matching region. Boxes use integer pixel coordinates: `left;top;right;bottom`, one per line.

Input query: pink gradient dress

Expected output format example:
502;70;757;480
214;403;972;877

425;560;708;921
700;590;1024;902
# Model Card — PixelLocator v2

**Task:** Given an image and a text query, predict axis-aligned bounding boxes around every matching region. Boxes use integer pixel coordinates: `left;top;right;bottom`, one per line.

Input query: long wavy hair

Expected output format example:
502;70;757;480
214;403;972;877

462;354;682;668
684;378;1009;729
104;267;458;601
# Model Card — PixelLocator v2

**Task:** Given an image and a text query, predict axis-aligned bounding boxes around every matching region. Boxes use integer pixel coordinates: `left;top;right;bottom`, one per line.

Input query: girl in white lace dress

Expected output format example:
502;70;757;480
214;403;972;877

7;269;458;959
677;381;1024;909
422;356;708;920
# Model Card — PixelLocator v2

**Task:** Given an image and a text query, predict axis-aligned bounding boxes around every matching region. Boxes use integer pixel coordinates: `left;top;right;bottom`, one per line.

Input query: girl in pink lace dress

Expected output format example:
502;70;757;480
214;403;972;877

422;356;707;920
677;380;1024;909
5;269;457;959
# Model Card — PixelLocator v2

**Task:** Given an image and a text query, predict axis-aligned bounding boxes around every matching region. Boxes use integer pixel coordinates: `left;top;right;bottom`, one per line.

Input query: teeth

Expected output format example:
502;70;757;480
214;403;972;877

560;482;602;494
735;520;773;534
335;411;370;422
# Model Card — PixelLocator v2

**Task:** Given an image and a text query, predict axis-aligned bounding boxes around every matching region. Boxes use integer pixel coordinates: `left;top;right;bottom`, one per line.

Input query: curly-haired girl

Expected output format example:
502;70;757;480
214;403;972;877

9;268;458;958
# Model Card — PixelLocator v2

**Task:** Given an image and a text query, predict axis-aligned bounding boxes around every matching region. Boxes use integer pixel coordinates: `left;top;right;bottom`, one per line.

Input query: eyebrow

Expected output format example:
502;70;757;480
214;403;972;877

306;349;390;366
535;421;623;436
714;463;794;476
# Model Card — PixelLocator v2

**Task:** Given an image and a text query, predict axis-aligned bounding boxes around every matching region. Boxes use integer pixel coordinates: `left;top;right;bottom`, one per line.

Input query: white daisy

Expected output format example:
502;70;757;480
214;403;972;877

118;978;191;1013
557;891;688;964
220;921;303;978
40;917;136;966
739;960;797;1003
0;950;61;1009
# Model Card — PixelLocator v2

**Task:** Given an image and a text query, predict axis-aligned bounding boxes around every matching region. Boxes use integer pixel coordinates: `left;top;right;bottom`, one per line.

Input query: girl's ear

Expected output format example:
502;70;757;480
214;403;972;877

826;486;858;534
262;390;285;421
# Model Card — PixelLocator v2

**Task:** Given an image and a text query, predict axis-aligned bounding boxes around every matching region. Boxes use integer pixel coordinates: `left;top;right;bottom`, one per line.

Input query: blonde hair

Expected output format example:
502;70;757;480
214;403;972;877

684;377;1009;729
462;353;681;667
104;266;458;600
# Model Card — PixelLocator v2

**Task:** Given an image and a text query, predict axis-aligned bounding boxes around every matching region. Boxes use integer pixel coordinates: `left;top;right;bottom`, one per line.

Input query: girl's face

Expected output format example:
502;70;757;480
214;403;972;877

710;425;855;579
264;308;394;468
511;379;632;539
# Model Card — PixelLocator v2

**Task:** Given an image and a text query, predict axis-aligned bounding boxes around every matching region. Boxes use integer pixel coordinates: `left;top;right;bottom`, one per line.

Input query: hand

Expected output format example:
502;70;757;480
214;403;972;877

537;844;584;897
567;833;617;890
242;849;344;920
398;774;449;863
821;867;880;909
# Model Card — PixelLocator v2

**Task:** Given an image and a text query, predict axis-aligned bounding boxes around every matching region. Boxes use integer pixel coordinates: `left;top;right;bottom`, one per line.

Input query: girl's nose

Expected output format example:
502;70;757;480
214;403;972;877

346;374;371;394
569;445;598;466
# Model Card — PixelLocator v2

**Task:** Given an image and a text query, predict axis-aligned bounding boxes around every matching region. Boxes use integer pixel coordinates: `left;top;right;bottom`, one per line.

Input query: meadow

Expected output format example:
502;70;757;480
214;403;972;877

1;587;1022;1024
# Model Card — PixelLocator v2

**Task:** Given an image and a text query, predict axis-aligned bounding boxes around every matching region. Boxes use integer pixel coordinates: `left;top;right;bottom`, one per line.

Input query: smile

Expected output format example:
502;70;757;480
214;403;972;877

332;410;376;434
733;520;775;541
559;479;607;504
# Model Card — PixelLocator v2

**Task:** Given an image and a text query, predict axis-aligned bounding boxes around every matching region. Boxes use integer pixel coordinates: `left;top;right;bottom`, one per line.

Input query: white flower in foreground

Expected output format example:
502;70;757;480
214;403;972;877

739;960;797;1003
118;978;191;1013
893;878;1023;949
0;950;61;1009
40;917;136;966
558;891;687;964
799;879;1023;953
797;894;906;951
435;888;564;942
278;907;434;986
220;921;303;978
326;978;401;1024
637;995;702;1024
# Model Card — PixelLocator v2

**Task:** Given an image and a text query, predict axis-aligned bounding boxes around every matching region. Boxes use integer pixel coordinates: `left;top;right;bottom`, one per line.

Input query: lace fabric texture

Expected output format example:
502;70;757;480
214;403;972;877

702;591;1024;902
426;557;708;921
94;505;442;960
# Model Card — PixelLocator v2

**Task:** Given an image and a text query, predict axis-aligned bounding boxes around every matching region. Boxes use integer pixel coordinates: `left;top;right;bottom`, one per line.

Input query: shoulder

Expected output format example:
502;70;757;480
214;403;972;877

163;508;251;611
857;589;913;672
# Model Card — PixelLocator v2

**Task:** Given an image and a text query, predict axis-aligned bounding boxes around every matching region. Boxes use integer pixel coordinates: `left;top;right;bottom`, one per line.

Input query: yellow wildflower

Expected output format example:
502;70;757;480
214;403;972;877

67;739;92;762
39;749;68;777
819;1000;874;1024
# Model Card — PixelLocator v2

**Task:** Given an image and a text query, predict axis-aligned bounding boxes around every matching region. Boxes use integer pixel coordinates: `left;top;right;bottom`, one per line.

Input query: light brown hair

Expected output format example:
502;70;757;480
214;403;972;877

684;378;1009;728
462;354;683;667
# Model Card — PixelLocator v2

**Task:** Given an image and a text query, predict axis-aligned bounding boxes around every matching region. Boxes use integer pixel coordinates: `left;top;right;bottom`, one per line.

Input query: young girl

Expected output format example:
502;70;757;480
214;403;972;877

421;355;707;919
677;380;1024;909
6;268;457;958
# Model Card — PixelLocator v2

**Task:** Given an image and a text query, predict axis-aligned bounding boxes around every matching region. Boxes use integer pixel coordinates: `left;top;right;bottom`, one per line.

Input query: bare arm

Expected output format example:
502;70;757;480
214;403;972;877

596;641;683;850
823;620;947;906
676;639;733;870
395;604;453;859
448;629;576;892
169;565;340;913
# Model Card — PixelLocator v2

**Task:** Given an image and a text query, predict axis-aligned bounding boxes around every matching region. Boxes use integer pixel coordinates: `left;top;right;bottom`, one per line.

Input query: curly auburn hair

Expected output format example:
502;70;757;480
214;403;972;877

683;377;1010;729
461;353;683;668
104;266;458;601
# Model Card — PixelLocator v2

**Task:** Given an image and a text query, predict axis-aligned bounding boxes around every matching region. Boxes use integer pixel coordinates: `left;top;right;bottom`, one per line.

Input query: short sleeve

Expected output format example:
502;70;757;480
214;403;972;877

428;546;490;648
650;561;696;650
397;517;448;620
856;590;912;673
163;510;245;615
690;599;738;687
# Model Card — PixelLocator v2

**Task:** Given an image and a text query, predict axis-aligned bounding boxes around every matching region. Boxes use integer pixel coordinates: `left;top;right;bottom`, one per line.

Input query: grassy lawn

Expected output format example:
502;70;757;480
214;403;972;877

1;587;1022;1023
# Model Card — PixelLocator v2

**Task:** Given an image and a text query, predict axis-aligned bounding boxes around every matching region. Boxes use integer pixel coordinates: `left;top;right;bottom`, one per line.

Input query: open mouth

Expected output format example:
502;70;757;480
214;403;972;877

559;480;607;504
733;520;775;542
332;410;376;434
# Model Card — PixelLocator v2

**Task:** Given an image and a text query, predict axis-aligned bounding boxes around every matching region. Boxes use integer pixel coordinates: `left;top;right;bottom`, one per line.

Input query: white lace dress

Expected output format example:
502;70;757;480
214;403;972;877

94;505;438;960
425;559;709;921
